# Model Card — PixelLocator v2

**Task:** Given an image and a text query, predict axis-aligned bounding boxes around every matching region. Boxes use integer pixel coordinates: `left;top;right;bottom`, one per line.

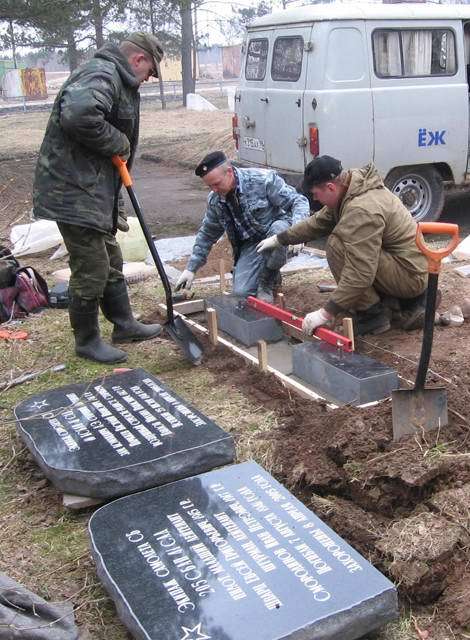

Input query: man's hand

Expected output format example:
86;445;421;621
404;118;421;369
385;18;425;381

302;308;333;335
256;236;280;253
175;269;195;291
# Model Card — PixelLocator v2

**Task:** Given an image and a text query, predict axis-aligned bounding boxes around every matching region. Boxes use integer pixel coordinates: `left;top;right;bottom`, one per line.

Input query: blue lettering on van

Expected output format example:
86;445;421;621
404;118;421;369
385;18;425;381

418;128;446;147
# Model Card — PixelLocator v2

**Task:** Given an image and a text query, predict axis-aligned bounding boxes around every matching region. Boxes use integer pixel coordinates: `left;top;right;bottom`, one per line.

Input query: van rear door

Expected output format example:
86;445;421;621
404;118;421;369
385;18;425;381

236;34;271;166
264;26;313;172
304;21;373;168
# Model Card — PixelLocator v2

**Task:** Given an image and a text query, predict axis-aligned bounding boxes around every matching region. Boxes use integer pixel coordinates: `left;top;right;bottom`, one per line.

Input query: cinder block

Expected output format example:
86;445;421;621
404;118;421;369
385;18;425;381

293;341;398;405
206;295;283;347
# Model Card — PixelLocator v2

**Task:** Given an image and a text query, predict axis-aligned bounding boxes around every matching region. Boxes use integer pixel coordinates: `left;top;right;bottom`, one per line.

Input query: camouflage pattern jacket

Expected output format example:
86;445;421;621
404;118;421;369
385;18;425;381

33;44;140;234
187;167;310;273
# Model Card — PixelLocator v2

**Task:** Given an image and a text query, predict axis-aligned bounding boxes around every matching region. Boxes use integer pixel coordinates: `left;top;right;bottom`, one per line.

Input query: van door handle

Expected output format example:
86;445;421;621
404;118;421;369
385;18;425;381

296;98;301;107
260;97;269;103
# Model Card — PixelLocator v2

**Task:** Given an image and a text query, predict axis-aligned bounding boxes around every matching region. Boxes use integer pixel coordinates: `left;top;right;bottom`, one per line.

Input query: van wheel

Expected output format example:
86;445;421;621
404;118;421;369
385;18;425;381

385;166;444;222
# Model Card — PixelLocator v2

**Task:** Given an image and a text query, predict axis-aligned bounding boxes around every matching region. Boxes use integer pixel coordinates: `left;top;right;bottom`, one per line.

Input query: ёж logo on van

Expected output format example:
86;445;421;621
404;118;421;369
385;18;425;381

418;128;446;147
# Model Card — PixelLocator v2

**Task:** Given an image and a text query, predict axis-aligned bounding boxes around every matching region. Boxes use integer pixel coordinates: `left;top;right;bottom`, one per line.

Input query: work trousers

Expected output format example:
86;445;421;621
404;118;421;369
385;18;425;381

326;234;427;311
232;220;289;297
58;223;125;300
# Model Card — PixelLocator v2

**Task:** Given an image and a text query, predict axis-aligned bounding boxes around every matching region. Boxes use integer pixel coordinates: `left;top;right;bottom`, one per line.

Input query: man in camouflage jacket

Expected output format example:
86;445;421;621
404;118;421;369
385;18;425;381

176;151;310;302
33;33;164;363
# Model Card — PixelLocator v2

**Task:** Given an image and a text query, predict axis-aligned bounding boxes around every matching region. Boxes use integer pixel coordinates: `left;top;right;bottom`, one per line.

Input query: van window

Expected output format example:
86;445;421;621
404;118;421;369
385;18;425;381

271;36;303;82
245;39;269;81
373;29;456;78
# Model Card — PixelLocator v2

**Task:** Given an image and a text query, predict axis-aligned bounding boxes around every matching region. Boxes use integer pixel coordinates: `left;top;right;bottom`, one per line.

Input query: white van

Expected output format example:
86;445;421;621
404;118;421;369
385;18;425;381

233;3;470;221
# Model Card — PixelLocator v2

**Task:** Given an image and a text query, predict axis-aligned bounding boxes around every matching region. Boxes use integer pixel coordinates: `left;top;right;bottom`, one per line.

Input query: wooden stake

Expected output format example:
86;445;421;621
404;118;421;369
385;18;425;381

275;292;285;309
219;259;226;293
206;307;218;346
257;340;268;372
342;317;355;352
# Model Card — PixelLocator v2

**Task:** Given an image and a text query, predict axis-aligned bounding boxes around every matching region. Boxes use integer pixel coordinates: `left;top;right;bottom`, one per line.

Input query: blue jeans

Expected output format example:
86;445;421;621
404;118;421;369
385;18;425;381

232;220;289;297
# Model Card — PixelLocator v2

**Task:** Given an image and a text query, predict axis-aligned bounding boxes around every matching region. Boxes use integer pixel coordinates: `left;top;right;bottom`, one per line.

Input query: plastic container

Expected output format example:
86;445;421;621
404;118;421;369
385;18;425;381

116;217;148;261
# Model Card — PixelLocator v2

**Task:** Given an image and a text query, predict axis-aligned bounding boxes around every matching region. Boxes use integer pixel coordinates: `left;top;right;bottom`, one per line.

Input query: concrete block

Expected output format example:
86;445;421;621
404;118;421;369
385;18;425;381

293;341;398;405
206;295;284;347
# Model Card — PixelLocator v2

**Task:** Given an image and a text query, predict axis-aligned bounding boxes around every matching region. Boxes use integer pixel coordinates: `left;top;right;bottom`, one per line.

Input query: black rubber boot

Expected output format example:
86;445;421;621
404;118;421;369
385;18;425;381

399;289;442;331
101;280;162;344
353;303;391;336
69;297;127;363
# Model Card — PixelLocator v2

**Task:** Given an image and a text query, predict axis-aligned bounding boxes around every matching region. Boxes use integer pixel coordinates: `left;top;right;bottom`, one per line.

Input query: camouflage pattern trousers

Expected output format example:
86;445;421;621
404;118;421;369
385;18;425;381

57;223;125;300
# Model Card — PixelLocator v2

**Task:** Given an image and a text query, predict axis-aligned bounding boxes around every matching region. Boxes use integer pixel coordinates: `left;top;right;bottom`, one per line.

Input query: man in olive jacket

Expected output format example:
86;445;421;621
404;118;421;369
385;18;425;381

257;156;428;335
33;33;164;363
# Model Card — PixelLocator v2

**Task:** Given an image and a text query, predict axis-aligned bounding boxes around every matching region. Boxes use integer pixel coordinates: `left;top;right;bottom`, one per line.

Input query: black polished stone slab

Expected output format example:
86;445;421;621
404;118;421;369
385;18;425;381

89;461;398;640
206;295;283;346
15;368;235;499
293;341;398;406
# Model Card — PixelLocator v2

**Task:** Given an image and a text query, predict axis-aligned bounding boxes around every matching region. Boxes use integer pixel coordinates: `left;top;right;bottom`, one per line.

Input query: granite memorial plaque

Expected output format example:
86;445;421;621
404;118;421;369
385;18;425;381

15;368;235;499
89;461;398;640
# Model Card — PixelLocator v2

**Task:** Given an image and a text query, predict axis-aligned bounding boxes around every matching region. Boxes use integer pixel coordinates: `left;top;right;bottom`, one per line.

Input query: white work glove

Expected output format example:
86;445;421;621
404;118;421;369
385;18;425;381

256;236;280;253
302;308;333;335
175;269;195;291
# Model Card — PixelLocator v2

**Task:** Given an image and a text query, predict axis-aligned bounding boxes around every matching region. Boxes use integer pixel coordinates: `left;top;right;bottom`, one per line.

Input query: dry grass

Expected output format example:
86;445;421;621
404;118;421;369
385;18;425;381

0;100;234;162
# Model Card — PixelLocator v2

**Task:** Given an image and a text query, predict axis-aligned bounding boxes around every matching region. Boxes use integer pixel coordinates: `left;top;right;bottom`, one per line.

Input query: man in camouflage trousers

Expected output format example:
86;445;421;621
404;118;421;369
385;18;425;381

33;33;164;363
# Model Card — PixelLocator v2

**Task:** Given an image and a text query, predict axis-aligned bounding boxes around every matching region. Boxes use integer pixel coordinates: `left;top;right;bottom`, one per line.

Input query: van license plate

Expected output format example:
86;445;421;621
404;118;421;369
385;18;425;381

242;136;265;151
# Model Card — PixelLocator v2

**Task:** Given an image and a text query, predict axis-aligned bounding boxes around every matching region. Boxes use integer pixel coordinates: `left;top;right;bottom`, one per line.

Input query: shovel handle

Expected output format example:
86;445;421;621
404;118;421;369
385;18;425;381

112;155;133;187
416;222;460;274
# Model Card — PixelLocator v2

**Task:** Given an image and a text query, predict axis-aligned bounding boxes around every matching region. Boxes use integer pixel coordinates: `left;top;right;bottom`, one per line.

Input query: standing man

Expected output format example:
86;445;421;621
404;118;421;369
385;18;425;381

33;33;164;363
176;151;309;301
257;156;429;335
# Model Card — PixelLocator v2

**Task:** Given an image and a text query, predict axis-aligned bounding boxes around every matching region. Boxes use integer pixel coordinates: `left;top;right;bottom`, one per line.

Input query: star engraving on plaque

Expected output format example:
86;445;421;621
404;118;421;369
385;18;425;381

180;623;211;640
29;399;49;411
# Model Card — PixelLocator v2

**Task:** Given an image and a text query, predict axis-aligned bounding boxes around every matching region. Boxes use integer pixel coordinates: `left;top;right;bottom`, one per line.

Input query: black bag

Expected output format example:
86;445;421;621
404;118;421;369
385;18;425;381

0;246;19;289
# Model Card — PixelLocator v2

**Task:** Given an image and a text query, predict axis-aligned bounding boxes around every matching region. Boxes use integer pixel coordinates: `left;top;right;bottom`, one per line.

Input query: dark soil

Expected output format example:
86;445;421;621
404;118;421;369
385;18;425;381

161;262;470;633
169;236;234;278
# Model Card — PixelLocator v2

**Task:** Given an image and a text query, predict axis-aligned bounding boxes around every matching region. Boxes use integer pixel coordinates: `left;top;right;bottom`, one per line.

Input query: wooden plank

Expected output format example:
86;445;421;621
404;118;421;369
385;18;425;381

302;246;327;258
257;340;268;372
219;259;226;293
342;317;355;352
206;307;218;346
275;292;285;309
173;299;205;315
63;493;103;510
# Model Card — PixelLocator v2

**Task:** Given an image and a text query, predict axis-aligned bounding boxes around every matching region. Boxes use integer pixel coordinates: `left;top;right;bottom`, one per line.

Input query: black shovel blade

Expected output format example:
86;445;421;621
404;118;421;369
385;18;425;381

165;316;204;366
392;387;448;441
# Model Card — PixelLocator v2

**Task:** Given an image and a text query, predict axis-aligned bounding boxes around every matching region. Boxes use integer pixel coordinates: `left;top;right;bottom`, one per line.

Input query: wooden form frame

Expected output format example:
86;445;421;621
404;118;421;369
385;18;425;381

159;299;337;404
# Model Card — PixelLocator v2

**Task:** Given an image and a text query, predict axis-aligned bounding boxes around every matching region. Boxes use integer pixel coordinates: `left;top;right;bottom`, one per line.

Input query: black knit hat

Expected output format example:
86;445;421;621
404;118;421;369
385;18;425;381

302;155;343;191
195;151;227;177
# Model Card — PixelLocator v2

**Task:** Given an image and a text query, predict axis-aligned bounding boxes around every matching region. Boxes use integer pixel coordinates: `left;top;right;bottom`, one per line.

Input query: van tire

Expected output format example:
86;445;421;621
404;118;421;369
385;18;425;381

384;165;444;222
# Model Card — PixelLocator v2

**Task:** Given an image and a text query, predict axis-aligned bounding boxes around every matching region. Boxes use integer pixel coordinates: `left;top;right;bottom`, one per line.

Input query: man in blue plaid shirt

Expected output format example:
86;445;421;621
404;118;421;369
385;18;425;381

176;151;310;302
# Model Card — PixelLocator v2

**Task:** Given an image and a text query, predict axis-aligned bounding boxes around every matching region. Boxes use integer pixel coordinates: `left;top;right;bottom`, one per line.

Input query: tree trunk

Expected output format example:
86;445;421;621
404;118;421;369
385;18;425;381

67;25;79;71
149;0;166;110
180;0;195;106
8;19;17;69
93;0;105;49
192;4;197;83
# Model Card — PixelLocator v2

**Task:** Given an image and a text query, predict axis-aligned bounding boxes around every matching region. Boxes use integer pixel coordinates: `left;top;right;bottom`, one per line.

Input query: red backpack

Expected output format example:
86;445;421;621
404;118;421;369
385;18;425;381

0;266;49;323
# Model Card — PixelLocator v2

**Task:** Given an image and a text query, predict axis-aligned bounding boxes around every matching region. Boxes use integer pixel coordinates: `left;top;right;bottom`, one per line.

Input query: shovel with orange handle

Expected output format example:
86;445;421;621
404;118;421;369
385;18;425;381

392;222;460;440
112;156;203;365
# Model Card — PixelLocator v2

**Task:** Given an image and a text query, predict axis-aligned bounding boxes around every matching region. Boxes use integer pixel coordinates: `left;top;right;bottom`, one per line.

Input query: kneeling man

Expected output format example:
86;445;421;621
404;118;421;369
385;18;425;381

257;155;428;335
176;151;309;302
